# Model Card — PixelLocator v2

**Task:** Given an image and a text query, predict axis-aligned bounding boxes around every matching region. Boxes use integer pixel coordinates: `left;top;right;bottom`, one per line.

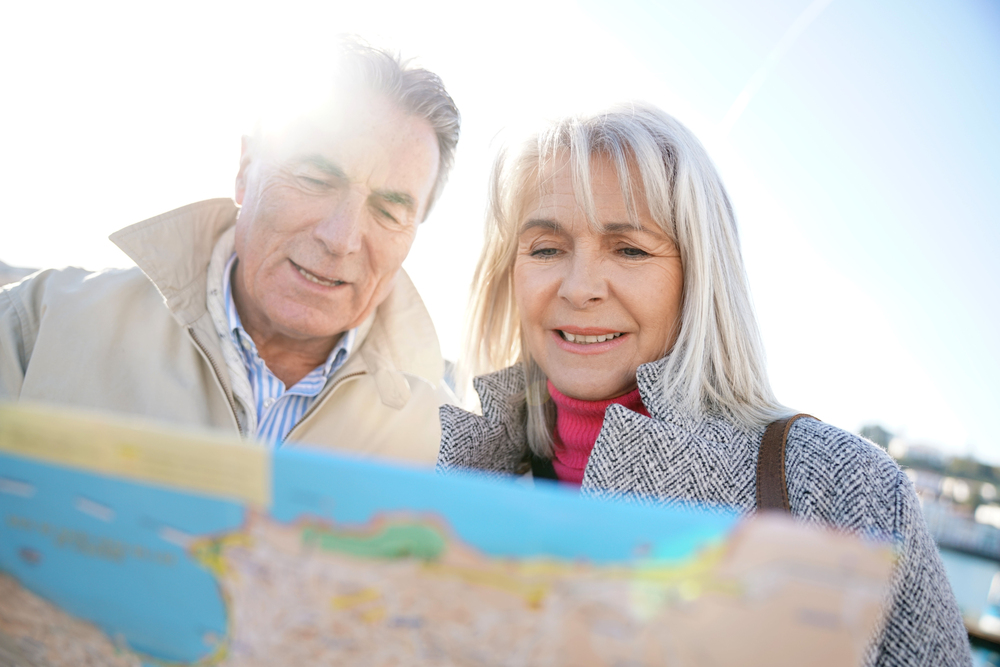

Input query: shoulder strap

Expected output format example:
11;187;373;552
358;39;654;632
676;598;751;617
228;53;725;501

756;414;815;513
530;453;558;481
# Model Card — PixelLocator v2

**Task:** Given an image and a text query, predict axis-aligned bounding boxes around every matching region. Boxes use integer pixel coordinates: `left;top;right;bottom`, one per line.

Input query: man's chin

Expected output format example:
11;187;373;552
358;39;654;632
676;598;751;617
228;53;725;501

277;318;359;342
263;304;362;343
257;286;380;342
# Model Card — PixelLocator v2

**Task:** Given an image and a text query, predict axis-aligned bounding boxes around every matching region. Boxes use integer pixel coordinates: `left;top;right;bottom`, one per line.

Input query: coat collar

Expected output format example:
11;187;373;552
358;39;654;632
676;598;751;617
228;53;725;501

470;355;758;468
110;198;237;327
633;356;748;444
354;267;445;405
110;199;445;406
477;356;682;428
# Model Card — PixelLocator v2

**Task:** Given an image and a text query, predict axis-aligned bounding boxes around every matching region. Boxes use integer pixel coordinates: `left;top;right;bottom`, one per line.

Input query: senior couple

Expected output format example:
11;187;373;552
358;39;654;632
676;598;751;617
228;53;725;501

0;41;971;665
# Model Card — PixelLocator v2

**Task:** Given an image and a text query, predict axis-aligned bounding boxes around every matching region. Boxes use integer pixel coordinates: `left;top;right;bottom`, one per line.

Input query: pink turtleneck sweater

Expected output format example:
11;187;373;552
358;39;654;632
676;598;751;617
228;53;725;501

547;380;650;485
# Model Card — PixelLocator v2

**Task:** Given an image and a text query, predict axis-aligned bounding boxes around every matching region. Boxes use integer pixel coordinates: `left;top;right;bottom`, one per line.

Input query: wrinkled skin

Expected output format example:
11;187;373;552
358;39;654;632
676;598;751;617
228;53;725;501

514;154;684;401
231;93;440;386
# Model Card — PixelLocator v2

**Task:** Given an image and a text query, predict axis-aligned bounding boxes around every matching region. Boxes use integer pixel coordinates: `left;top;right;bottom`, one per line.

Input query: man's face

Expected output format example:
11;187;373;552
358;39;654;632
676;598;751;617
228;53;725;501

233;93;440;343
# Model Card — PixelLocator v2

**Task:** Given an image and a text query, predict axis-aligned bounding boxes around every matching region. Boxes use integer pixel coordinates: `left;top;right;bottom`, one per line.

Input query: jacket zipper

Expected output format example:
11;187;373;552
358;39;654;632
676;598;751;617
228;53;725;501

285;370;367;441
187;326;243;436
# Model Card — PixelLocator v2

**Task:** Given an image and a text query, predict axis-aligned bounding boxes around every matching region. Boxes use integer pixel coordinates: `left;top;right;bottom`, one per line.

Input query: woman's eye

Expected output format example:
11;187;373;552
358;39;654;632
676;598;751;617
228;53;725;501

619;246;649;257
530;247;559;258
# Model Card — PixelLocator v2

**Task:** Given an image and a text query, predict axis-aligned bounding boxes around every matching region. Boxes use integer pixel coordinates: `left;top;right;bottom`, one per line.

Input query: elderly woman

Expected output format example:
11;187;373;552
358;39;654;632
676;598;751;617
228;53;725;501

437;105;970;665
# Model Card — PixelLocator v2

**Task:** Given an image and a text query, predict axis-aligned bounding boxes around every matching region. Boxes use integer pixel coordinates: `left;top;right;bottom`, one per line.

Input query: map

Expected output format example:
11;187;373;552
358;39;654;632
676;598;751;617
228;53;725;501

0;403;895;666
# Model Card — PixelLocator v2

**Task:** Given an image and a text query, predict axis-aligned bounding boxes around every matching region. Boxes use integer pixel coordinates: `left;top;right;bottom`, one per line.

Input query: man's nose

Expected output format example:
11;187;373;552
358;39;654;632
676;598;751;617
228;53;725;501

313;188;366;255
557;251;607;308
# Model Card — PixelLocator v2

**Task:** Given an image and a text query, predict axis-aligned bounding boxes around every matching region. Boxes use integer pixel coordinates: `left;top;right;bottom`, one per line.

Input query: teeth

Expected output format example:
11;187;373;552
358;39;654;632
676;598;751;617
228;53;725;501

562;332;623;345
297;266;343;287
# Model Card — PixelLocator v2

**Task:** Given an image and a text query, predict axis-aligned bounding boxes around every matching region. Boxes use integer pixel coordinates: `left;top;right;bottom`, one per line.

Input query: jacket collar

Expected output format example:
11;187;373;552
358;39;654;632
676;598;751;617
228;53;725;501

110;198;237;327
354;269;444;406
474;355;753;456
110;199;445;406
634;356;707;431
633;356;756;446
478;357;677;429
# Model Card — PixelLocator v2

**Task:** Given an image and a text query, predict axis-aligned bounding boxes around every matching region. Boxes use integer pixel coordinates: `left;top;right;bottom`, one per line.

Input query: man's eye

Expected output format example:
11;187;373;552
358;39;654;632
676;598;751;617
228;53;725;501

299;175;330;188
376;208;399;224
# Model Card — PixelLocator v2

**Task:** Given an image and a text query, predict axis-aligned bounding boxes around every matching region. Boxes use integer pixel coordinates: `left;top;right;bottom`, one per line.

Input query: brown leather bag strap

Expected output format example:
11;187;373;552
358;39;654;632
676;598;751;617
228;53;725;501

756;413;815;513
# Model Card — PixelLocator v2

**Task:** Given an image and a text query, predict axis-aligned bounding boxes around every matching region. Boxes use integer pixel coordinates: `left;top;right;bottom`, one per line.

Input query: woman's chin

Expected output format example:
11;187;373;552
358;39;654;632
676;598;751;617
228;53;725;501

546;375;638;402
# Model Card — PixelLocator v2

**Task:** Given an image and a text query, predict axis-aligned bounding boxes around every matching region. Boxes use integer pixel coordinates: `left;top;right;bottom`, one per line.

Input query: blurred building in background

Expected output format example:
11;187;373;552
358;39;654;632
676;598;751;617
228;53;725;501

869;424;1000;660
886;431;1000;561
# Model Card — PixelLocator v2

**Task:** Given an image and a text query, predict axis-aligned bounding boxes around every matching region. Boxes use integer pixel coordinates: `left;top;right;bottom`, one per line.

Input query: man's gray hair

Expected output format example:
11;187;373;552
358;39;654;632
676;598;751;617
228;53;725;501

334;38;461;215
464;103;788;457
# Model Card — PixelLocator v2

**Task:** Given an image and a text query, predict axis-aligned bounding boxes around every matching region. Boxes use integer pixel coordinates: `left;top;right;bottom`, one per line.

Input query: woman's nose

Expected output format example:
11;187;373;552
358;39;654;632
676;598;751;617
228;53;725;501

557;252;607;308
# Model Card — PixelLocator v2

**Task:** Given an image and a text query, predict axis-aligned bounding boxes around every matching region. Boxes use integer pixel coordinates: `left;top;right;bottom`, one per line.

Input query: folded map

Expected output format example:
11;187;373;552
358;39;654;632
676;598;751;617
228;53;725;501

0;402;894;666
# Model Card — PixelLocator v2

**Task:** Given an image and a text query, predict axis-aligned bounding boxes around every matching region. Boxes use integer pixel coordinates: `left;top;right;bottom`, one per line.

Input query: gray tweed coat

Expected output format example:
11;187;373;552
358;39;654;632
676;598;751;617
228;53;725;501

437;358;971;667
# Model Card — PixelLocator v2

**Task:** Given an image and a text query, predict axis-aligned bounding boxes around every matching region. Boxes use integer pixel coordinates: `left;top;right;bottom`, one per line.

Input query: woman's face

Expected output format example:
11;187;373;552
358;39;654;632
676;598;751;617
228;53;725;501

514;154;684;401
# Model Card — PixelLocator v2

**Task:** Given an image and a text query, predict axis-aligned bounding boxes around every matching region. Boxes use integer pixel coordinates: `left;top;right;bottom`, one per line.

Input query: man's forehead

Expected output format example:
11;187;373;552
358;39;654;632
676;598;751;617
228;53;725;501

263;93;383;153
254;92;440;219
264;97;436;167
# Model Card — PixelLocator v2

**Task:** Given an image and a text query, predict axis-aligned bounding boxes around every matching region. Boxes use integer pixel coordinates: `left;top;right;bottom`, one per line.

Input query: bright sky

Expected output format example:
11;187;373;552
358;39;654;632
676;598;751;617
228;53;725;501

2;0;997;460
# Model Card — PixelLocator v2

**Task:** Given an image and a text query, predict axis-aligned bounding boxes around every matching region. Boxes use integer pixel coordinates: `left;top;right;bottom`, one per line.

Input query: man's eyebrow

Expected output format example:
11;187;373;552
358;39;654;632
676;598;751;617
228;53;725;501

372;189;416;212
296;156;416;212
298;154;347;178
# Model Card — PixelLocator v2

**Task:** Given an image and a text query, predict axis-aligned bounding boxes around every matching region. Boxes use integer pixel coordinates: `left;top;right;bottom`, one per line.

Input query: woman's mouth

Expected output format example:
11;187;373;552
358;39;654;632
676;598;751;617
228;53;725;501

558;331;624;344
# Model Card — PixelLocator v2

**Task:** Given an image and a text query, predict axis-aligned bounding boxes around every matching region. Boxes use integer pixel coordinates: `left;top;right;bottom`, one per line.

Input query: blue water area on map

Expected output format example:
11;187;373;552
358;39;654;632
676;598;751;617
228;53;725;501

272;447;739;563
0;453;243;663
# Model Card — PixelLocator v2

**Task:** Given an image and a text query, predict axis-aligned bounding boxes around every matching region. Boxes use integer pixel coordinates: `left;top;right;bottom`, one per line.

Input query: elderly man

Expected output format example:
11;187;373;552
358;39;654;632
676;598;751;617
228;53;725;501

0;42;460;464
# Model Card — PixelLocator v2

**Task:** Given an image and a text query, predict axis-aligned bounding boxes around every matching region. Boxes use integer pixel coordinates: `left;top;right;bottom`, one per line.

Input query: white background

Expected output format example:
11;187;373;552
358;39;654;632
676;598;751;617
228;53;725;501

2;0;997;459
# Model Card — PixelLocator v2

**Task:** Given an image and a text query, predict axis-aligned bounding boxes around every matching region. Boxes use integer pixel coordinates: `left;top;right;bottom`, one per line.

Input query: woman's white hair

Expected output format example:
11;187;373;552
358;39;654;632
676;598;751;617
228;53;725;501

464;103;788;457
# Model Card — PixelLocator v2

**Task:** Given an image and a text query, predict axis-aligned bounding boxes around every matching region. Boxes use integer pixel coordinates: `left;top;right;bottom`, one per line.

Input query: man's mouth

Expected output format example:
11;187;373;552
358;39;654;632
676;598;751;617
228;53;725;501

293;262;344;287
558;331;624;345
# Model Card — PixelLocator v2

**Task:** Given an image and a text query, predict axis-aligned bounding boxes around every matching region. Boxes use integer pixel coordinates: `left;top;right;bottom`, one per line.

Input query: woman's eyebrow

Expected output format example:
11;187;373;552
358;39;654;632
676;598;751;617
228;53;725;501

519;219;660;236
600;221;656;234
520;218;562;234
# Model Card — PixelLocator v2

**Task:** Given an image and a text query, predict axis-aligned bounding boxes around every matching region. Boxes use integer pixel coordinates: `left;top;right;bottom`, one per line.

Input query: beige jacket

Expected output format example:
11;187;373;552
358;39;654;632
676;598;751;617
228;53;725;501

0;261;36;288
0;199;451;465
